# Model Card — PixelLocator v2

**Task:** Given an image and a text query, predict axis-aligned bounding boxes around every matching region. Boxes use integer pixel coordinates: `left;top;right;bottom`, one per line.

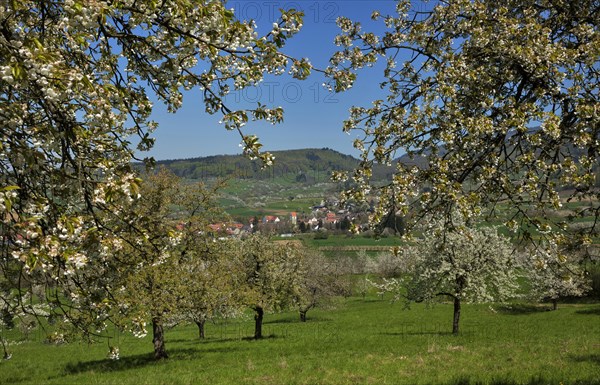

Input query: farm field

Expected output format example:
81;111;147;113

2;296;599;385
297;234;404;249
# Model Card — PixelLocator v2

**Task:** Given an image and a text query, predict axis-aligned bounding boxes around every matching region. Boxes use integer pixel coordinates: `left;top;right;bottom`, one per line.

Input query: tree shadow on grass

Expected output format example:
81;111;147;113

496;303;552;315
570;353;600;366
60;345;244;376
264;317;301;324
575;306;600;315
240;334;282;341
436;375;600;385
62;349;192;375
166;337;201;343
264;315;332;324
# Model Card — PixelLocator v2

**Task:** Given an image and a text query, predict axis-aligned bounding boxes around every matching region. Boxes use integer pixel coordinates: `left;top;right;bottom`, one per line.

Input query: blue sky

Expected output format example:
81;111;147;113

145;1;406;160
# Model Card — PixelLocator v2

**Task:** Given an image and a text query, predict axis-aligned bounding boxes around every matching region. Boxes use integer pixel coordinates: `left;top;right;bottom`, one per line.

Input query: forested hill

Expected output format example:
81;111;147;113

154;148;395;182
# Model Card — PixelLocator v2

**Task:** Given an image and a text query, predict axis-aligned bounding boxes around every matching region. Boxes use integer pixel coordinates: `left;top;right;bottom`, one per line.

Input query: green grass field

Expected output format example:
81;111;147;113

299;234;404;248
2;296;599;385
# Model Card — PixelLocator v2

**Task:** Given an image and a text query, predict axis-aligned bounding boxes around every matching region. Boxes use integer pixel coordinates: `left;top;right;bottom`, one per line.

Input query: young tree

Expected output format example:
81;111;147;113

239;235;304;339
297;251;347;322
521;243;591;310
367;250;408;279
170;179;236;339
328;0;599;247
373;216;519;334
177;238;246;340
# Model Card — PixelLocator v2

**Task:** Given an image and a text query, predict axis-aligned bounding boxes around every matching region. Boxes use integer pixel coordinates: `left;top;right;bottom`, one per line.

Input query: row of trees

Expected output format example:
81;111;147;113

2;168;350;359
2;181;592;360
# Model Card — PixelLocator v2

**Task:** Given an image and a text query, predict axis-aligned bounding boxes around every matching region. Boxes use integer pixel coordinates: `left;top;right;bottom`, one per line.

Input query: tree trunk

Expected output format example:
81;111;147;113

195;319;206;339
452;297;461;335
299;309;307;322
152;317;168;359
1;337;11;360
254;306;264;339
552;298;558;311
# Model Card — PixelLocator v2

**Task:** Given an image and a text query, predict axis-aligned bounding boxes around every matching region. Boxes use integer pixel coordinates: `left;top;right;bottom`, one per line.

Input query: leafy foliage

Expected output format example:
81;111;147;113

0;0;306;353
0;0;304;294
239;234;304;338
328;0;599;247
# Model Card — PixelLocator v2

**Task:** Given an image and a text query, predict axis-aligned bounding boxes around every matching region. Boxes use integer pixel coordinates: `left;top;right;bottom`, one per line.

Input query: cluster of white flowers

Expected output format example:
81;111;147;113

64;253;88;276
0;189;17;214
107;346;120;360
521;243;591;303
367;277;404;300
131;319;148;339
372;215;520;307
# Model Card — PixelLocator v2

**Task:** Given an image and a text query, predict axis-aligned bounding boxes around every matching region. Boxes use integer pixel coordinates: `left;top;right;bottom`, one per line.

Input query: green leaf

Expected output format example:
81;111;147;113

30;37;44;51
11;64;22;80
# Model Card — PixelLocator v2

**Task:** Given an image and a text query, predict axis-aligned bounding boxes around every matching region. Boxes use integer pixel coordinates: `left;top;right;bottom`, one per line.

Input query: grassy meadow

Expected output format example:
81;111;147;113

2;295;599;385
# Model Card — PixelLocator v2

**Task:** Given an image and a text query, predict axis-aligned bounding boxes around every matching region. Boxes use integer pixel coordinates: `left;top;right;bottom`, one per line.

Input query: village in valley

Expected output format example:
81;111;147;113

208;200;361;238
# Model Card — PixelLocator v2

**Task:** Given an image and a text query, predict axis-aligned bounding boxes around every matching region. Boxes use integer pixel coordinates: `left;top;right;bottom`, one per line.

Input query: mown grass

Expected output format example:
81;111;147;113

2;297;599;385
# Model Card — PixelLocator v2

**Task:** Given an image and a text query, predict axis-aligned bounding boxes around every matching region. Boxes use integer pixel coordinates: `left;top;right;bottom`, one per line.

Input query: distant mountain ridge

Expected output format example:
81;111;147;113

155;148;395;182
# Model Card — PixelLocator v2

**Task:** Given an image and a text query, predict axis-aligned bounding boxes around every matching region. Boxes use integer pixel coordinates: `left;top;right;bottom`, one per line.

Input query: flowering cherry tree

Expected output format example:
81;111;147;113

521;243;591;310
239;234;304;339
296;251;348;322
175;181;246;340
328;0;599;247
178;240;246;340
0;0;308;348
97;169;231;359
371;216;519;334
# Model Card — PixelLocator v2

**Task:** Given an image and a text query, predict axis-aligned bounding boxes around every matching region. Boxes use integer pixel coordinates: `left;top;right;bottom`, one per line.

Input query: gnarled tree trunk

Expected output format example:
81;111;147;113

1;337;10;360
152;317;168;359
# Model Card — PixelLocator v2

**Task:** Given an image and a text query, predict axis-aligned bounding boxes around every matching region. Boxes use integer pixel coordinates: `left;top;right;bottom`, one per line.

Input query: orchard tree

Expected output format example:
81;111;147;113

179;244;246;340
373;216;519;334
175;183;246;339
239;235;304;339
0;0;309;338
329;0;599;247
296;251;347;322
113;170;242;358
521;243;591;310
62;168;222;359
109;168;186;360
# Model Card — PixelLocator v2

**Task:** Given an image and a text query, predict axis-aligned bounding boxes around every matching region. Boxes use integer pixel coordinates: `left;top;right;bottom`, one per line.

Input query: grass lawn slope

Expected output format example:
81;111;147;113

1;297;599;385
